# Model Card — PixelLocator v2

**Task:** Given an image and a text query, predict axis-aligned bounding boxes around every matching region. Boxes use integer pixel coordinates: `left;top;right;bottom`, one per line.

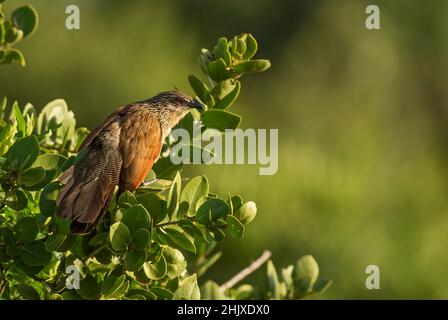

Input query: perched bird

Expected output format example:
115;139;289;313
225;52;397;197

56;91;204;234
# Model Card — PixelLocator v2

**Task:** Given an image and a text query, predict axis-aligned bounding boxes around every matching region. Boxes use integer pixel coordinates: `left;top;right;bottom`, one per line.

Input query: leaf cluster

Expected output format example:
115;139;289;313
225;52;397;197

0;1;38;66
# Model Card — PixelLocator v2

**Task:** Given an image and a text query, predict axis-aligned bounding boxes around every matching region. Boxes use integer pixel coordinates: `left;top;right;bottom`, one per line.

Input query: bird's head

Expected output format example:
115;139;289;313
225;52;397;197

152;90;204;112
149;90;204;136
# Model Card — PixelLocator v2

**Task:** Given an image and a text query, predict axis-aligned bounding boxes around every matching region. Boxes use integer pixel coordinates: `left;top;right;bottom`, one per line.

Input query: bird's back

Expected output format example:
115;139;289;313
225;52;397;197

56;102;162;233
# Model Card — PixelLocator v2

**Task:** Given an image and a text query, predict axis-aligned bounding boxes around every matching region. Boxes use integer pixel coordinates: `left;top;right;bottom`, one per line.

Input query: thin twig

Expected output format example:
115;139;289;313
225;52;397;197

155;220;181;228
155;216;195;228
220;250;272;292
84;244;108;261
28;274;56;290
0;263;7;296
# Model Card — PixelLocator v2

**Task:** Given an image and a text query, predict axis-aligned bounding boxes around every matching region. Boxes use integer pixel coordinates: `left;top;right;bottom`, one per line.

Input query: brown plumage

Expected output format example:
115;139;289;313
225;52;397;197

56;91;203;234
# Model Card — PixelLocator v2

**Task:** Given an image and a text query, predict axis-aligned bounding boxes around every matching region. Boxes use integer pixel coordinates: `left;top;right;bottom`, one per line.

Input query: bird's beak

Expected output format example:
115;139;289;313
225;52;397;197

189;99;205;111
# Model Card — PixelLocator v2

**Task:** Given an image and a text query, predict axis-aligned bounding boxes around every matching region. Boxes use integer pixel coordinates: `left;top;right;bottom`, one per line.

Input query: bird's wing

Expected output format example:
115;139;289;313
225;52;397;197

118;106;162;191
79;105;127;150
57;121;122;233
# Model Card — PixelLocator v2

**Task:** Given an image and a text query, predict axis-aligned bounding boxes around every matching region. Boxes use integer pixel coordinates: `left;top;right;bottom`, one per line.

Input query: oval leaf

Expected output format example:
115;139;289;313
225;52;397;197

108;222;131;252
202;110;241;131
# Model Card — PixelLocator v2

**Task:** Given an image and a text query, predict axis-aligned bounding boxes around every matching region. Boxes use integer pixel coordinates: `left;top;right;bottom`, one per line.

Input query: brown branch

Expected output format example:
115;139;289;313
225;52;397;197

220;250;272;292
0;263;7;296
155;216;195;228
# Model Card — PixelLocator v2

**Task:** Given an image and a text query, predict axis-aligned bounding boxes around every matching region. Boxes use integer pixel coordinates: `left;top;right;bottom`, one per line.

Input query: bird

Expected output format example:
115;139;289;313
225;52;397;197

56;91;204;234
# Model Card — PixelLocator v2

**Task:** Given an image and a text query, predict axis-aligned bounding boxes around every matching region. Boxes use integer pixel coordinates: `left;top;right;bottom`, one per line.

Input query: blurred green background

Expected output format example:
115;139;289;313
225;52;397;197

1;0;448;299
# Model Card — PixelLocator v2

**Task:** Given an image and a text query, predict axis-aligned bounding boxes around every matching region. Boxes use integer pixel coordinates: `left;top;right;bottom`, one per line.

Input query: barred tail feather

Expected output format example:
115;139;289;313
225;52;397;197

56;147;121;234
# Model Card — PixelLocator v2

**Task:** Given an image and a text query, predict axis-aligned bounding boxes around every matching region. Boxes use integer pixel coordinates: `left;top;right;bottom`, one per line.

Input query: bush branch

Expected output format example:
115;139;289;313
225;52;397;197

220;250;272;292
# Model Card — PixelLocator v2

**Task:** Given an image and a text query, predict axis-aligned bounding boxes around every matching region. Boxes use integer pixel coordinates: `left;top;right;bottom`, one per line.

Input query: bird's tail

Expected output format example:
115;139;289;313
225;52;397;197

56;147;122;234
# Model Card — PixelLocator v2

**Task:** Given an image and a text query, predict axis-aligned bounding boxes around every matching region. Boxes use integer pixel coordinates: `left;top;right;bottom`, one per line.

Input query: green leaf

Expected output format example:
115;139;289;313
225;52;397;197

166;171;181;219
207;58;231;82
139;179;172;192
131;228;151;251
61;291;82;300
45;234;67;252
196;198;230;225
214;80;241;110
37;99;76;147
136;192;162;221
23;103;37;136
294;255;319;293
39;181;60;216
108;222;131;252
20;242;51;266
163;246;187;279
13;102;26;137
106;280;129;300
17;284;41;300
199;48;213;75
151;287;173;300
127;289;157;300
234;201;257;225
207;226;225;242
0;119;17;155
76;273;100;300
226;215;244;239
17;167;46;188
158;227;196;253
16;217;38;244
0;49;25;66
201;280;227;300
230;195;243;214
32;153;67;171
144;169;156;181
153;156;183;180
101;275;126;299
173;274;201;300
211;79;236;101
125;249;147;272
202;110;241;131
266;260;282;299
11;5;39;37
142;255;167;280
118;191;137;208
121;204;151;233
281;265;294;289
236;37;247;57
88;232;107;246
179;219;208;243
70;127;90;151
232;284;255;300
188;75;214;107
4;189;27;210
233;59;271;75
27;154;67;190
1;227;16;244
6;135;40;170
213;37;231;66
5;26;23;44
312;279;333;294
0;21;5;44
180;175;209;216
242;33;258;60
176;112;196;138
